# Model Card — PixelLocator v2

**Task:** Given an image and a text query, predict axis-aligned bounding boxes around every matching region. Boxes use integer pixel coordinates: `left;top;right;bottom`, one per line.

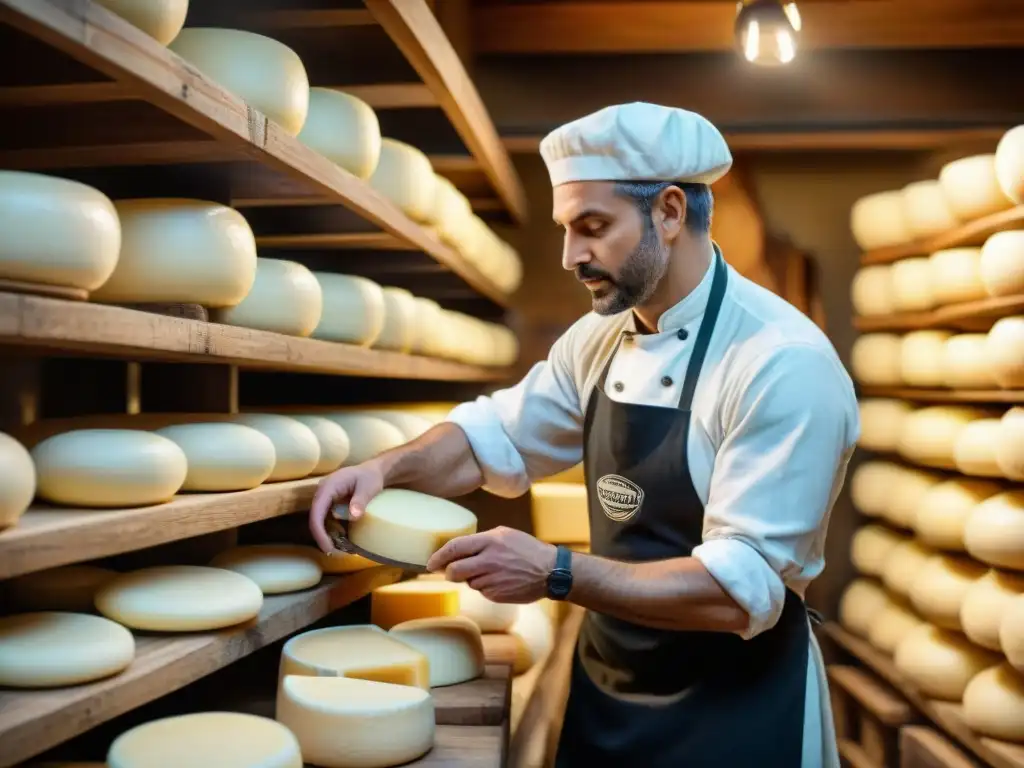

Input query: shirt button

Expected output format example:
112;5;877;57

677;328;689;341
661;376;673;387
613;381;624;392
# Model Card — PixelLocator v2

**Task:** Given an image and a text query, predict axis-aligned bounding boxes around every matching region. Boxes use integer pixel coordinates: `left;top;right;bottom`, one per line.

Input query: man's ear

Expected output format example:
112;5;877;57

655;185;686;243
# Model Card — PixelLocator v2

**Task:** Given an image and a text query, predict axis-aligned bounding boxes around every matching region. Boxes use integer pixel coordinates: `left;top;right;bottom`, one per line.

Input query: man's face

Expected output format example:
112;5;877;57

552;181;668;315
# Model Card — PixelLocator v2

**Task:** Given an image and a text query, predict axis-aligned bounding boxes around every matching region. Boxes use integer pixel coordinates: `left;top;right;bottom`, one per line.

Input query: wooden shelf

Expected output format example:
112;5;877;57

861;205;1024;266
854;294;1024;332
0;567;403;768
860;386;1024;404
823;622;1024;768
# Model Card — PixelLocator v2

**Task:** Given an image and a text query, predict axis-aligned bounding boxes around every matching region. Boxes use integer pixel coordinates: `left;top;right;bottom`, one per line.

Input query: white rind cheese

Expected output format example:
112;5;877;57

929;248;986;305
369;139;436;222
210;545;322;594
311;272;386;346
964;491;1024;570
0;432;35;528
939;154;1014;220
850;190;912;251
985;315;1024;388
285;415;349;475
891;257;936;312
374;286;418;353
961;570;1024;651
155;423;276;491
455;581;518;632
898;406;989;470
849;461;903;518
355;410;434;442
901;330;951;387
389;615;485;687
232;414;320;481
94;0;189;45
509;601;555;674
980;231;1024;297
1002;595;1024;671
943;334;995;389
858;398;914;453
996;408;1024;479
279;624;429;688
953;418;1004;478
995;125;1024;204
850;265;895;317
298;88;381;179
320;414;405;465
213;257;323;337
851;333;903;386
902;180;961;238
914;479;1001;552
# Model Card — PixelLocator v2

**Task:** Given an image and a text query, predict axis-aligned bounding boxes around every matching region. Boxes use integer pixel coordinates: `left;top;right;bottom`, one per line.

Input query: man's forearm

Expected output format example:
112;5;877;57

568;553;750;633
375;422;485;497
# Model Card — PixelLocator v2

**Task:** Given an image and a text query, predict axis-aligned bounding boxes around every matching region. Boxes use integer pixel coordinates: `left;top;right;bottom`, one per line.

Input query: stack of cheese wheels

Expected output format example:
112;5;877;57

890;257;935;312
0;171;121;295
374;286;418;353
850;524;906;578
986;315;1024;388
210;545;323;595
355;409;434;442
929;248;986;305
898;406;990;469
850;190;912;251
895;623;999;700
938;154;1015;221
964;491;1024;570
285;414;349;475
869;597;925;656
883;539;935;598
1003;595;1024;670
858;399;914;452
169;28;309;136
909;554;987;631
839;578;892;637
961;570;1024;651
369;138;436;222
963;663;1024;743
914;478;1001;552
427;176;473;250
981;230;1024;300
849;460;905;518
530;482;590;546
900;330;950;387
212;257;323;337
297;88;381;179
902;179;961;239
997;408;1024;479
231;414;320;481
493;239;524;294
944;334;995;389
94;0;189;46
410;296;445;357
850;333;902;385
886;466;942;530
0;432;35;529
4;563;116;612
995;124;1024;204
155;422;275;491
850;265;895;317
310;272;386;346
320;413;405;464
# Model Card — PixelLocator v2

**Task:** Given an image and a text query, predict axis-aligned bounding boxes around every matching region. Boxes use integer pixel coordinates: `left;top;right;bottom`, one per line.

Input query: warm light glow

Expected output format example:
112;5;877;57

776;28;796;63
783;3;802;32
743;20;761;63
735;0;800;66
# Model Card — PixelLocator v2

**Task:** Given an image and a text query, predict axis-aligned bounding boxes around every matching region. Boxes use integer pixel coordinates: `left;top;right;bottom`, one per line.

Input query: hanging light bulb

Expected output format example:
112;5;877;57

734;0;800;66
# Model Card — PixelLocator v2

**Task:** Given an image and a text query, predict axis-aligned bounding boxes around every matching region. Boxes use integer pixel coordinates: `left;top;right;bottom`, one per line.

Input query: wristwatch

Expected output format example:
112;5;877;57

546;545;573;600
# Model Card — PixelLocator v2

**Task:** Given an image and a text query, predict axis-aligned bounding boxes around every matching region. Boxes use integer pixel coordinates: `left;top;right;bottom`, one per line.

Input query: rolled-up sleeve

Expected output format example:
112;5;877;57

692;344;859;639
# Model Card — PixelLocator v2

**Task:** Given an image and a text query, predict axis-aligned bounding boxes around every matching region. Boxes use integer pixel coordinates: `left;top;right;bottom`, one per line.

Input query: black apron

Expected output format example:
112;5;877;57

555;251;812;768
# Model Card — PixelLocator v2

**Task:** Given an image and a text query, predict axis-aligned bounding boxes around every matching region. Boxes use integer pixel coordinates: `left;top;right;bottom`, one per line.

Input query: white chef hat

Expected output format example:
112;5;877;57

539;102;733;188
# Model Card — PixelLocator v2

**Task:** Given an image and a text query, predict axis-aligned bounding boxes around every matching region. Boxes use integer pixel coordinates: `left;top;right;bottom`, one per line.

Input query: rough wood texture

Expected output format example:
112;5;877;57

859;387;1024;404
433;664;513;726
828;665;916;727
901;727;984;768
838;738;883;768
417;725;506;768
854;294;1024;333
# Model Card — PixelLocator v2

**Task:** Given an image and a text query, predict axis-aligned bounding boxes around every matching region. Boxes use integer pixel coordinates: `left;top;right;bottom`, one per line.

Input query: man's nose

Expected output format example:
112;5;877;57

561;233;589;272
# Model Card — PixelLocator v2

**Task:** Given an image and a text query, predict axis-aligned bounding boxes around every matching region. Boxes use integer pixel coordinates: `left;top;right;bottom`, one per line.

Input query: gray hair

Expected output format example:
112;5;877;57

612;181;714;234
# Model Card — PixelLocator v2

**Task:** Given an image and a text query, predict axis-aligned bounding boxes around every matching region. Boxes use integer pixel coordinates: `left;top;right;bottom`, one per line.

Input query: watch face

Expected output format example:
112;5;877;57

548;569;572;599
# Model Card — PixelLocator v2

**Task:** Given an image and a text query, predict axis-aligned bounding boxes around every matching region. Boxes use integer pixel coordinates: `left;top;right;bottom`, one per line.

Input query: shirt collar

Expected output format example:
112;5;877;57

627;242;722;334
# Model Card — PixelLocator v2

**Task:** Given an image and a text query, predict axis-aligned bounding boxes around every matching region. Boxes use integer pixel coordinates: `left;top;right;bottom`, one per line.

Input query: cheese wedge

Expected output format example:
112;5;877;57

280;625;429;689
372;580;460;630
389;615;485;687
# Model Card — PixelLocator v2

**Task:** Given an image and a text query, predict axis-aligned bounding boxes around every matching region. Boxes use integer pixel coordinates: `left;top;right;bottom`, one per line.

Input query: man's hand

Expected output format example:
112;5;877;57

308;460;385;554
427;526;557;604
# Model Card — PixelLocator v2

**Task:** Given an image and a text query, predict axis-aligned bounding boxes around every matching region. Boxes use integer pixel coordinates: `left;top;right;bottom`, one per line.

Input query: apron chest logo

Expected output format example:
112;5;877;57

595;474;645;522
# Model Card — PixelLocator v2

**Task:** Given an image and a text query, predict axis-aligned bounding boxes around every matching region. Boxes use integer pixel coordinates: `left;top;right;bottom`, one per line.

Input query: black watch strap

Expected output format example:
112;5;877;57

547;544;574;601
555;543;572;571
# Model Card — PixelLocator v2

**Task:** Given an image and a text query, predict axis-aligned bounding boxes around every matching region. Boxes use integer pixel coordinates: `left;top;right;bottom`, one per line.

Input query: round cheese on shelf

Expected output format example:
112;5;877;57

285;415;349;475
389;615;485;687
953;418;1004;477
455;580;518;632
964;491;1024;570
31;429;187;508
979;231;1024;298
850;265;896;317
210;544;322;594
850;333;903;386
0;431;34;529
509;602;555;674
1002;596;1024;670
371;579;460;630
374;286;418;353
356;410;434;442
310;272;386;346
901;330;951;387
318;551;377;574
276;675;434;768
95;565;263;631
94;0;189;45
849;461;902;518
280;624;429;688
168;28;309;136
0;611;134;688
231;414;320;482
212;257;322;337
939;154;1015;220
928;248;986;306
909;554;987;631
427;175;473;247
0;171;120;292
850;190;912;251
961;570;1024;651
154;423;275;491
997;408;1024;479
107;712;302;768
891;257;936;312
298;88;381;179
995;125;1024;204
867;599;924;655
943;334;995;389
410;297;444;356
850;524;906;577
6;564;117;612
902;180;961;238
494;240;523;294
883;540;936;598
963;663;1024;742
368;139;436;222
91;199;257;307
321;413;405;464
898;406;989;470
914;478;1001;552
886;467;942;530
895;623;999;700
985;315;1024;388
491;324;520;367
838;578;890;637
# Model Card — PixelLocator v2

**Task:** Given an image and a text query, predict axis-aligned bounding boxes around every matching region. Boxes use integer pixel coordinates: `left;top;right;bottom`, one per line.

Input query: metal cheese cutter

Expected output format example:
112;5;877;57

327;503;429;573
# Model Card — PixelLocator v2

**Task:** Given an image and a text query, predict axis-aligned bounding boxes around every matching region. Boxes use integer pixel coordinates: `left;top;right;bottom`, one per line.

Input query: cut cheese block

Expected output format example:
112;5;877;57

886;467;942;530
850;265;895;317
276;675;434;768
169;29;309;135
389;615;485;687
868;599;925;655
232;414;320;481
961;570;1024;651
368;139;436;222
212;257;323;337
321;414;405;465
1002;596;1024;671
95;565;263;631
286;415;349;475
964;492;1024;570
980;231;1024;297
963;663;1024;743
997;408;1024;480
92;199;257;307
210;545;322;594
939;154;1014;220
280;624;429;688
985;315;1024;388
901;330;951;387
995;125;1024;204
858;399;914;453
898;406;989;470
31;429;187;507
345;489;477;567
0;171;120;292
298;88;381;179
895;623;998;700
531;483;590;544
914;479;1001;552
454;581;518;632
356;410;434;442
371;579;460;630
5;564;116;612
374;286;418;353
929;248;986;305
509;602;555;674
311;272;386;346
851;333;903;386
891;257;936;312
850;524;906;577
317;551;377;574
953;419;1003;477
94;0;189;45
883;540;936;598
0;431;34;529
107;712;302;768
850;461;903;518
909;554;987;631
155;423;275;491
902;180;961;238
943;334;995;389
850;190;912;250
839;579;891;637
0;611;134;688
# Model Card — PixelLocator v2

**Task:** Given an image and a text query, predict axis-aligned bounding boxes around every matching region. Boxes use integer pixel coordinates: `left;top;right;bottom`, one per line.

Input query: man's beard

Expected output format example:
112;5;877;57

576;218;667;316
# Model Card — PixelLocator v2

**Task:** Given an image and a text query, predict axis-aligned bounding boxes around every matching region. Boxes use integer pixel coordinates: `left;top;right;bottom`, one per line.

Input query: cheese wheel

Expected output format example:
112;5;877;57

107;712;302;768
509;602;555;674
6;564;116;613
356;410;434;442
210;544;322;594
980;231;1024;297
374;286;418;353
850;461;902;518
371;579;460;630
276;675;434;768
452;581;518;632
995;125;1024;204
285;415;349;475
428;176;473;247
902;180;961;238
901;330;951;387
0;171;120;291
95;565;263;631
1002;596;1024;670
985;316;1024;388
887;467;942;530
321;414;405;464
895;624;999;700
961;570;1024;651
310;272;386;346
868;599;925;655
939;154;1014;220
155;423;275;491
31;429;187;507
909;554;987;631
859;400;915;454
996;408;1024;479
963;663;1024;742
92;199;257;307
0;611;134;688
344;489;477;567
883;540;936;598
389;615;485;687
851;333;903;386
954;419;1004;477
891;257;936;312
839;579;891;637
944;334;996;389
369;139;436;222
94;0;189;45
914;479;1001;552
298;88;381;179
212;257;322;337
531;482;590;544
411;297;444;356
898;406;988;469
851;524;906;577
231;414;319;481
929;248;986;305
965;491;1024;570
280;624;429;688
317;551;377;574
168;29;309;135
0;432;34;528
850;190;912;250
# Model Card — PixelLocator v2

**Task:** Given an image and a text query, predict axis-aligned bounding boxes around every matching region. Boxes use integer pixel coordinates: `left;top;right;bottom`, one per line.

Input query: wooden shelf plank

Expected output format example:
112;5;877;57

433;664;512;726
0;567;403;768
854;294;1024;332
341;83;438;109
416;725;506;768
481;633;520;668
254;232;421;250
860;387;1024;404
0;293;511;382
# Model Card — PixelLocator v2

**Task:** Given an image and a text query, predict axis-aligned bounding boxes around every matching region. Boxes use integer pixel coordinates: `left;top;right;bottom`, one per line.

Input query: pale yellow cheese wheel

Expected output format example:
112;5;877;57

953;419;1004;477
411;297;444;356
210;544;322;594
850;265;896;317
317;551;377;574
928;248;986;305
985;316;1024;388
5;564;117;613
850;461;902;518
286;415;350;475
996;408;1024;479
0;171;120;291
914;478;1001;552
895;623;999;700
369;139;436;222
943;334;996;389
961;570;1024;651
1001;595;1024;670
898;406;989;470
31;429;187;508
357;410;434;442
298;88;381;179
891;257;936;312
964;491;1024;570
850;190;912;250
867;598;925;655
850;524;906;577
232;414;320;481
838;578;891;637
155;423;275;491
493;240;524;294
321;414;406;465
939;154;1015;220
0;432;35;529
887;467;943;530
427;176;473;248
902;180;961;238
311;272;386;346
883;540;936;598
94;0;189;45
980;231;1024;298
169;28;309;135
490;324;520;367
851;333;903;386
374;286;418;353
909;554;987;631
91;199;257;307
901;330;952;387
963;663;1024;742
995;125;1024;204
212;257;323;337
